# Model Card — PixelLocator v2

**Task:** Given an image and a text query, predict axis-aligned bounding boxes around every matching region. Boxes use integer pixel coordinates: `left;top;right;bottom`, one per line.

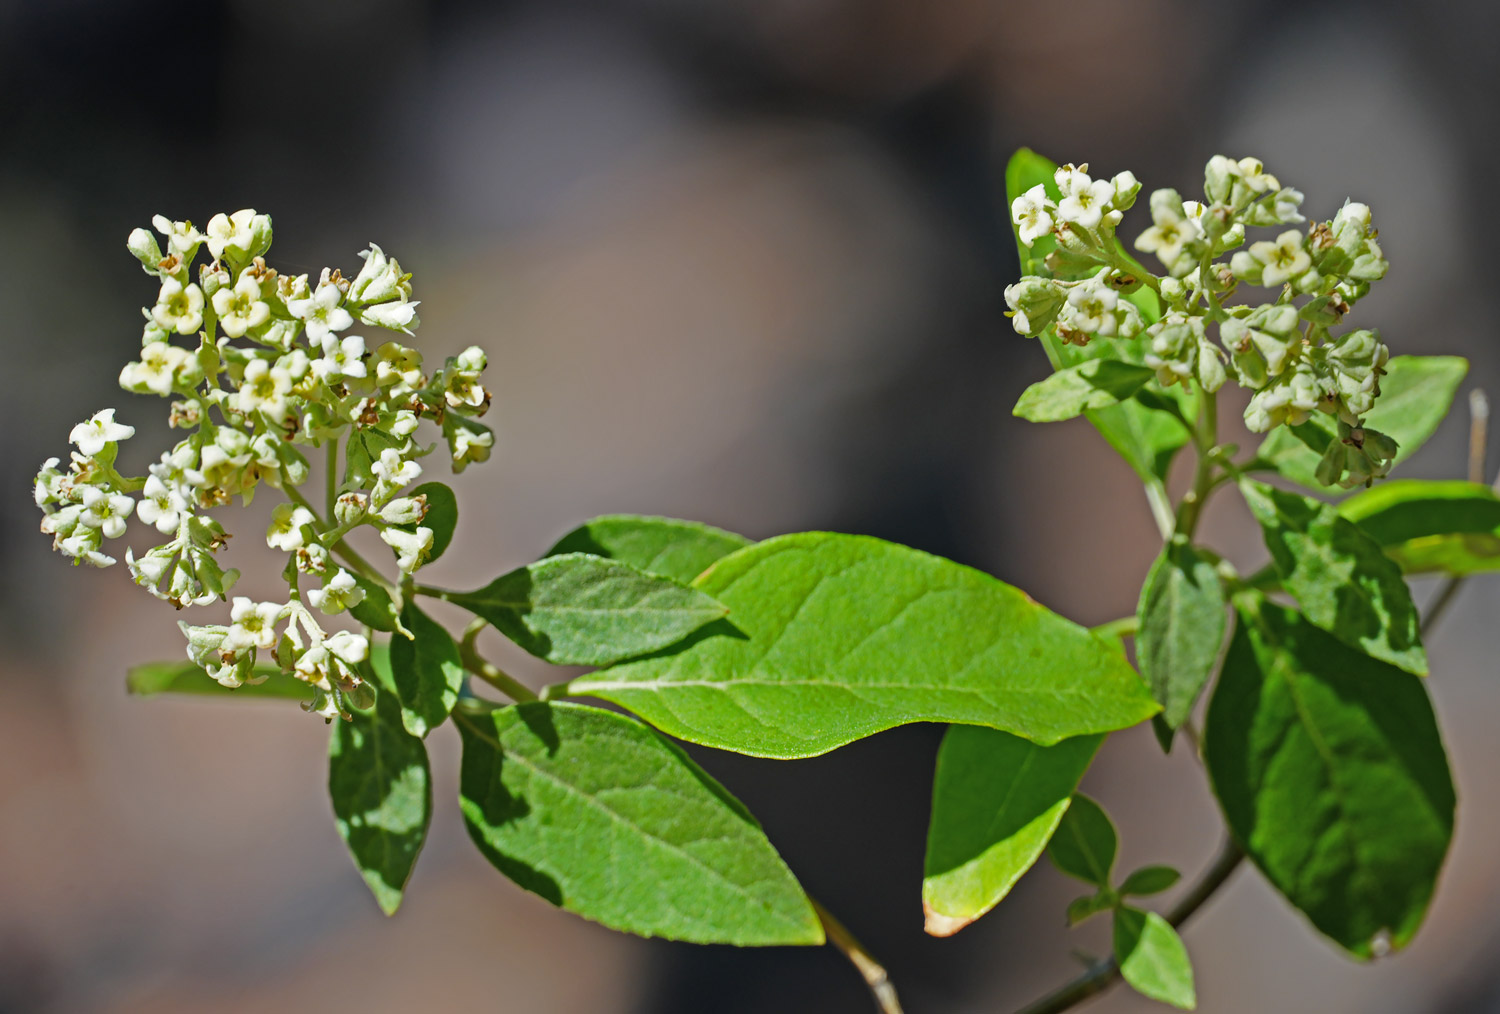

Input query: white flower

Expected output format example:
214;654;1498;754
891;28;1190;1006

34;458;65;507
1011;184;1055;247
151;278;205;335
211;274;271;338
372;447;421;491
1337;201;1371;230
451;424;494;472
374;342;425;389
152;216;204;256
389;409;419;438
360;299;420;333
137;475;188;534
311;334;367;382
348;243;410;305
236;358;294;421
77;486;135;539
266;502;316;551
225;597;283;652
205;209;262;261
381;525;434;574
70;409;135;456
58;529;115;567
1059;278;1120;337
307;569;366;615
120;341;192;396
1247;230;1312;287
378;496;426;526
288;279;354;344
1054;165;1114;230
326;629;369;665
1134;194;1202;268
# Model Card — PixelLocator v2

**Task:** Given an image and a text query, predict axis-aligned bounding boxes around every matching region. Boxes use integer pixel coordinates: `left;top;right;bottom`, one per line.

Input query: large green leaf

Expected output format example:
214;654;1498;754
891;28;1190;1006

444;554;728;667
1115;906;1197;1009
546;514;752;585
126;660;312;701
455;701;822;945
388;601;465;737
1046;793;1117;888
1240;479;1425;675
1005;148;1194;484
568;533;1159;758
1203;598;1454;958
1136;539;1226;731
1257;356;1468;491
923;728;1101;936
1013;361;1157;423
329;687;432;915
1340;479;1500;575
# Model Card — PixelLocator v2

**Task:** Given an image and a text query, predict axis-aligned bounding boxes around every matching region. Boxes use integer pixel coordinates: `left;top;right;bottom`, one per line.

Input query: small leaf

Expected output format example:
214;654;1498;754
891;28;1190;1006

445;554;729;667
388;602;465;737
404;481;457;564
569;533;1159;759
1339;479;1500;575
1136;539;1226;731
1013;361;1157;423
126;660;312;701
349;575;399;632
455;701;822;945
923;728;1102;936
1240;479;1425;674
1203;597;1454;958
1119;865;1181;897
1115;906;1196;1009
1066;892;1115;927
1047;794;1117;888
547;514;752;585
1257;356;1468;490
329;687;432;915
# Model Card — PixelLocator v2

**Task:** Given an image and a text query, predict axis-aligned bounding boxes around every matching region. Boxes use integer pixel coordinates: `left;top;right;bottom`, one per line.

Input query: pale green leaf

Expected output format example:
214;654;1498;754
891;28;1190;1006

126;660;312;701
1240;479;1425;674
444;553;729;667
569;533;1159;758
1136;539;1226;731
329;687;432;915
1047;793;1117;887
455;701;822;945
546;514;752;585
1013;361;1157;423
1339;479;1500;575
1257;356;1468;490
1115;906;1197;1009
923;727;1101;936
1203;597;1454;958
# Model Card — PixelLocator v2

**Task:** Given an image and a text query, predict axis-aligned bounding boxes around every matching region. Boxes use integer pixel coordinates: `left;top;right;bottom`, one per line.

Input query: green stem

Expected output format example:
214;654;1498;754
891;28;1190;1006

283;480;395;595
1013;839;1245;1014
811;898;903;1014
1174;392;1219;540
326;439;339;520
1090;616;1139;641
458;618;537;703
1144;480;1176;542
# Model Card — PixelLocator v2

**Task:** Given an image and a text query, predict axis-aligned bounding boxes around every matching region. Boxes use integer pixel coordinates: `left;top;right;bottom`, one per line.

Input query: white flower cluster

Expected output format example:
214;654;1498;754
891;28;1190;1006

35;211;496;718
1004;155;1396;488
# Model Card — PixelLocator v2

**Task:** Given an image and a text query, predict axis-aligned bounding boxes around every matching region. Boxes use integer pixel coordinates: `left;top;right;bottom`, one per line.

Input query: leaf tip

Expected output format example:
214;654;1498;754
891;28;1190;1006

922;901;972;938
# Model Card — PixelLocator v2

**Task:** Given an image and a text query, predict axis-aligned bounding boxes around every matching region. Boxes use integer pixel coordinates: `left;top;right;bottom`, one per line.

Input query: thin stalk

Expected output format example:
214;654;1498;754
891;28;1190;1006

1144;480;1176;541
811;898;903;1014
1174;392;1218;541
283;479;395;594
458;618;537;703
1013;839;1245;1014
1090;616;1139;641
326;439;339;519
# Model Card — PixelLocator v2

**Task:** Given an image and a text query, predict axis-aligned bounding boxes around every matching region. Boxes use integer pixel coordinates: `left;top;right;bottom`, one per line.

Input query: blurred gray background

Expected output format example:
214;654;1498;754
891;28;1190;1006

4;0;1500;1011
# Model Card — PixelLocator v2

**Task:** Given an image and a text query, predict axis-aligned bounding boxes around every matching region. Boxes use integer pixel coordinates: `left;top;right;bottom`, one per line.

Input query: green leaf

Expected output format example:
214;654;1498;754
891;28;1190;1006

1119;865;1181;897
1257;356;1468;490
1005;148;1194;484
1240;479;1425;675
388;602;465;737
546;514;752;585
126;660;312;701
1047;793;1117;887
455;701;822;945
1203;597;1454;958
1339;479;1500;575
1066;891;1115;926
342;426;401;491
445;554;729;667
405;481;457;564
1136;539;1226;731
1115;906;1197;1009
569;533;1159;758
349;575;399;633
1013;361;1157;423
329;687;432;915
923;728;1102;936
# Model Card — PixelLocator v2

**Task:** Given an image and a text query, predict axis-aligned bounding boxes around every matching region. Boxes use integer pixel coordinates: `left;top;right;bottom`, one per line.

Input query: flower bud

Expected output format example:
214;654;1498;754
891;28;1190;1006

128;228;163;274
